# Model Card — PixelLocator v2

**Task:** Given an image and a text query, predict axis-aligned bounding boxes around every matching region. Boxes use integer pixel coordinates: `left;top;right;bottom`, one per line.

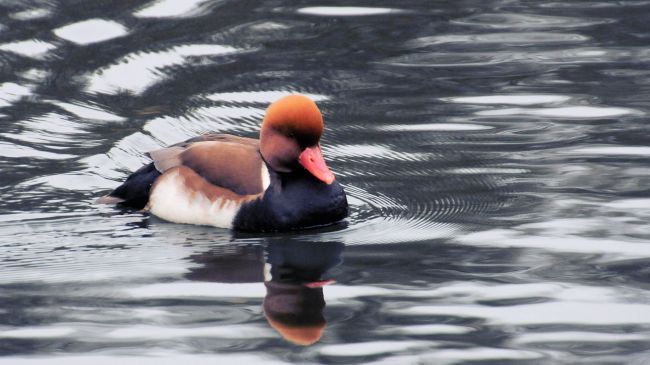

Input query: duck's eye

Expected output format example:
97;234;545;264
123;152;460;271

287;131;295;138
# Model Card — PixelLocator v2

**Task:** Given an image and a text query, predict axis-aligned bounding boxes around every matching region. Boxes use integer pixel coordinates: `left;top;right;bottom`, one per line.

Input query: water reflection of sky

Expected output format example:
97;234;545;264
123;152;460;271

1;0;650;364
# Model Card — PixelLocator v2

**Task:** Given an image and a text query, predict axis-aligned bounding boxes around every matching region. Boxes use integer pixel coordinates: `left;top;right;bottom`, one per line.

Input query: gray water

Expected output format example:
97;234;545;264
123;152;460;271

1;0;650;364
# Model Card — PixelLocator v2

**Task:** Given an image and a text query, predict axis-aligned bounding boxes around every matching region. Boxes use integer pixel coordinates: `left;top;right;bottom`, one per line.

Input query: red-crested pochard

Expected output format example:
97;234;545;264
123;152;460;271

98;94;348;231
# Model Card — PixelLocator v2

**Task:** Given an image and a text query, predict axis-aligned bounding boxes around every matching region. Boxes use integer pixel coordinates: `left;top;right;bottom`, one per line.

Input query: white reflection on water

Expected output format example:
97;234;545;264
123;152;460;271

0;327;76;339
604;198;650;209
447;167;530;174
512;331;649;344
297;7;402;16
50;101;126;122
124;282;265;298
568;146;650;156
318;341;430;357
20;68;50;84
0;82;31;108
0;216;194;283
206;91;329;103
144;105;264;144
324;144;429;161
372;348;543;365
134;0;216;18
384;47;641;67
85;44;242;95
423;348;543;364
376;324;474;336
103;131;162;171
452;13;614;28
9;8;52;21
399;302;650;325
476;106;638;118
3;113;91;148
377;123;492;131
0;39;56;58
106;324;275;340
445;94;570;105
411;32;589;46
0;142;75;160
28;171;118;190
0;354;298;365
458;228;650;258
53;19;128;45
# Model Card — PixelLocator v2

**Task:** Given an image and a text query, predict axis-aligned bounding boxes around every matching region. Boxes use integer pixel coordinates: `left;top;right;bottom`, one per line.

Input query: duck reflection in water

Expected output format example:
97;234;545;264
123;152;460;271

185;239;344;346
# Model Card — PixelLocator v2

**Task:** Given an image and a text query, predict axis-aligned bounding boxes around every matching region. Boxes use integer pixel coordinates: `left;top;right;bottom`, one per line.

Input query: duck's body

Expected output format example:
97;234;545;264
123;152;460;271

98;95;348;232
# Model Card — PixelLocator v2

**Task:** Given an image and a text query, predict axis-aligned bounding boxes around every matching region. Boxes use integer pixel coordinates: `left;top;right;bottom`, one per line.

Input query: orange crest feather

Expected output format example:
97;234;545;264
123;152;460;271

263;94;324;144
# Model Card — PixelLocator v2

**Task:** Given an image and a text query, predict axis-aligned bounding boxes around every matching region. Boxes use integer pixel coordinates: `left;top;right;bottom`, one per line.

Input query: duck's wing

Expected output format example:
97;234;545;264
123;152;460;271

182;133;259;145
148;134;270;195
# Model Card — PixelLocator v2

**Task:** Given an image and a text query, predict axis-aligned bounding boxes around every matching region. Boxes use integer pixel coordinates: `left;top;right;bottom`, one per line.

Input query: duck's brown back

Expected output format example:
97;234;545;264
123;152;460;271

148;134;269;196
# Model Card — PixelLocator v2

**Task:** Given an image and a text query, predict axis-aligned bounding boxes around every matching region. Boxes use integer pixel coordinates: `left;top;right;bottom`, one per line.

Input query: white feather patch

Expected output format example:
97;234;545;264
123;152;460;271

263;262;272;282
148;169;239;229
261;163;271;191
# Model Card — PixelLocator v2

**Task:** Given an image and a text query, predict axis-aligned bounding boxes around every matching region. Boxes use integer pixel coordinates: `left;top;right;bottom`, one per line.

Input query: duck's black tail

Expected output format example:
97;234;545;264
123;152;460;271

97;163;161;210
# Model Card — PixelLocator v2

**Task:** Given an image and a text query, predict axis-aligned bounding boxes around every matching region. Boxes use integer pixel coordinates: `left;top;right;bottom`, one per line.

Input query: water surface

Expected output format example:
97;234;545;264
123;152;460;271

1;0;650;364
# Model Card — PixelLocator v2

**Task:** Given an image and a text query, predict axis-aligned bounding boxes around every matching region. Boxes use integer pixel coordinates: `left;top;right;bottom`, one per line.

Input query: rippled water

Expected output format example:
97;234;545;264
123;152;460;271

1;0;650;364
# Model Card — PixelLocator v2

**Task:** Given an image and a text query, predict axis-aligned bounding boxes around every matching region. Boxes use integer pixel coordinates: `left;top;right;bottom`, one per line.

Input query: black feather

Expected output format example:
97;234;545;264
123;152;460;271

106;163;161;209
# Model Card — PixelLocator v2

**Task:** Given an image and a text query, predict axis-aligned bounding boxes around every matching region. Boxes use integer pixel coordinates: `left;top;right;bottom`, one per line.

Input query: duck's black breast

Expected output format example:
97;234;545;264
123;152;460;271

233;170;348;232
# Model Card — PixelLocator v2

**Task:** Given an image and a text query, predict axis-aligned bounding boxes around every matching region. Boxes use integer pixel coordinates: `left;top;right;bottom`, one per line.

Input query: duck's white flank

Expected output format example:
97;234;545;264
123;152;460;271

148;169;240;229
261;163;271;191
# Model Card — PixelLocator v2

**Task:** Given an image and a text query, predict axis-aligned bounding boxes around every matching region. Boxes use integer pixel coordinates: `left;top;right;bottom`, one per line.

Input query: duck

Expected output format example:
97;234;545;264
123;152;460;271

97;94;348;232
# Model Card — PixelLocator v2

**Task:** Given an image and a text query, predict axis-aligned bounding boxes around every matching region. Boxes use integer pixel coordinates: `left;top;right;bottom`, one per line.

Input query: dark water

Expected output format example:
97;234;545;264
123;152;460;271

1;0;650;364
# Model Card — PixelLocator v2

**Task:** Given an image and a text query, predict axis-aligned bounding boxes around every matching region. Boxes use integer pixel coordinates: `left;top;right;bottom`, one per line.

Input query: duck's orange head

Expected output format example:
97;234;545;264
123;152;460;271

260;94;335;184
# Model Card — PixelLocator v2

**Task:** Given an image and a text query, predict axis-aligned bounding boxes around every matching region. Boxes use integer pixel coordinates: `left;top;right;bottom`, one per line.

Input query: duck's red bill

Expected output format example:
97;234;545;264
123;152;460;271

299;145;335;184
304;279;336;288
